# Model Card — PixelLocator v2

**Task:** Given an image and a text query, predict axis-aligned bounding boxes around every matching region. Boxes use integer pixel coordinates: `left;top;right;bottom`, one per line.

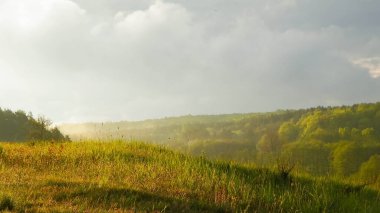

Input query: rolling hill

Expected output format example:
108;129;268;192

0;141;379;212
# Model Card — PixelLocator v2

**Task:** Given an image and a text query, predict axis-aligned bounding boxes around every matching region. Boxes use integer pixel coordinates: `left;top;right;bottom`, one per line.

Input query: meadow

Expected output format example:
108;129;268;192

0;141;379;212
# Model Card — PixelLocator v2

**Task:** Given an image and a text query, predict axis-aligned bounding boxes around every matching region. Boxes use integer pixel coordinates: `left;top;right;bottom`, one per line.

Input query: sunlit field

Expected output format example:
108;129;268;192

1;0;380;212
0;141;379;212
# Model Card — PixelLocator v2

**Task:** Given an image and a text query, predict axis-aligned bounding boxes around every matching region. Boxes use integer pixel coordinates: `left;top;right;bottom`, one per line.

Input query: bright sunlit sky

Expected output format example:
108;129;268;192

1;0;380;123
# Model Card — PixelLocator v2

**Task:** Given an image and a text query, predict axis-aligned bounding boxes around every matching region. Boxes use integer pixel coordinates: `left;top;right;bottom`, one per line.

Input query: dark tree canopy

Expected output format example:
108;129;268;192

0;108;69;142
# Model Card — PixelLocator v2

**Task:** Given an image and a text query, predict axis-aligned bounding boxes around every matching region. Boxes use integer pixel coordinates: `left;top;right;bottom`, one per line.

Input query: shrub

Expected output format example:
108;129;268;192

0;195;14;211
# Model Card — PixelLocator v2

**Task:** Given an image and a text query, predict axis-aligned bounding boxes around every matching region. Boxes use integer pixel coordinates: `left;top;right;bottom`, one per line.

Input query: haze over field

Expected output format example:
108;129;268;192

1;0;380;123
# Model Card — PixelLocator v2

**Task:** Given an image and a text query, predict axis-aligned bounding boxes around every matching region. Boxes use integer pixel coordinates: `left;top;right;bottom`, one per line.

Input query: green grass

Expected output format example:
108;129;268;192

0;141;379;212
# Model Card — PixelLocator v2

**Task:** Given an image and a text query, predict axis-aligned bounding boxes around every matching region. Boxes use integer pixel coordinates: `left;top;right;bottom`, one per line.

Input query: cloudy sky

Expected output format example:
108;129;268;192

1;0;380;123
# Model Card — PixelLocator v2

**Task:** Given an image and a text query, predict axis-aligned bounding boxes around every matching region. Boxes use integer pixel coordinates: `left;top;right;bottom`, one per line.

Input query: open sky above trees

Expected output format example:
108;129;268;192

1;0;380;123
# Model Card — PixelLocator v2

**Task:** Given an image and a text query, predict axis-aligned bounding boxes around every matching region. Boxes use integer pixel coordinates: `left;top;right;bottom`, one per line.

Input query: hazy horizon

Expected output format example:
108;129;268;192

1;0;380;123
57;101;378;125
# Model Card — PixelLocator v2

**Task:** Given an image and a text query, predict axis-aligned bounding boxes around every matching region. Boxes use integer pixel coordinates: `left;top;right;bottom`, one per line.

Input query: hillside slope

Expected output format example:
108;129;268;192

0;141;379;212
59;102;380;180
59;102;380;145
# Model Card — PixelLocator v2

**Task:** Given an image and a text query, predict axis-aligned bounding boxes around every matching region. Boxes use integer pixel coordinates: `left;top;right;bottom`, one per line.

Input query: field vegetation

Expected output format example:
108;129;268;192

1;102;380;212
0;141;379;212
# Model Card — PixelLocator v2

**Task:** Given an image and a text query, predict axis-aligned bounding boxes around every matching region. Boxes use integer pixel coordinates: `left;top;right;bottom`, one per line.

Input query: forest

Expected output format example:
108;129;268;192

60;102;380;185
0;108;69;142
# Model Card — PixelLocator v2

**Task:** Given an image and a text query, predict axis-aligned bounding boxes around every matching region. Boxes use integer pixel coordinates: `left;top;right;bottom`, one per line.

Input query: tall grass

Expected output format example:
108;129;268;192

0;141;378;212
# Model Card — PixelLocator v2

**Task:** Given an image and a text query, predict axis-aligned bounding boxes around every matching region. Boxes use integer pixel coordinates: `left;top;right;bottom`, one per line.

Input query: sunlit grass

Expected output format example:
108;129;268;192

0;141;379;212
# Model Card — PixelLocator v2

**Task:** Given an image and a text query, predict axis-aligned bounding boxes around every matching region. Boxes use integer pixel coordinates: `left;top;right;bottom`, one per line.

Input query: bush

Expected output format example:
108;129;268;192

0;195;14;211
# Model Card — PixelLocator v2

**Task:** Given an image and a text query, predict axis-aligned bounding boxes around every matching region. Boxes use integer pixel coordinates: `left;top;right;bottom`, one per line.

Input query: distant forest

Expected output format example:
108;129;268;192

0;108;69;142
60;102;380;182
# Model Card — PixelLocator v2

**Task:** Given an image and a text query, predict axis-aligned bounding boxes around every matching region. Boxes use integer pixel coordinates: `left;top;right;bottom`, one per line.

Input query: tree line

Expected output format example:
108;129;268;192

0;108;69;142
60;102;380;184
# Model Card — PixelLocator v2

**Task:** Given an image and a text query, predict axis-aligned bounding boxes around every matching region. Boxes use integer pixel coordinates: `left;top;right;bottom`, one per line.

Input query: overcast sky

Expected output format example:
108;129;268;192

1;0;380;123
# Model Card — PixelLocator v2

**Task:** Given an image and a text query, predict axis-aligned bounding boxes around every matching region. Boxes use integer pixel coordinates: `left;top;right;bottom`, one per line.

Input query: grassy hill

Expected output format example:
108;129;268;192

59;102;380;182
0;141;379;212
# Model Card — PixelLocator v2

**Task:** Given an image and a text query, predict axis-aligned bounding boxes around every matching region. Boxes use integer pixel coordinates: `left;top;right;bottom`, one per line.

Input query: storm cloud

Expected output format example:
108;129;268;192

0;0;379;123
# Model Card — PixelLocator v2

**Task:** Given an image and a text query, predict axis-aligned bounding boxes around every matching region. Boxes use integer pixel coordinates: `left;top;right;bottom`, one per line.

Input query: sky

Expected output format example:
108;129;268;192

0;0;380;123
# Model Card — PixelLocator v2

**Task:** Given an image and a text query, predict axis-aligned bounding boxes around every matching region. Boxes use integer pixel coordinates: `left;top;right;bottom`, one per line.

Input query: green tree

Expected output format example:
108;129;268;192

278;121;299;143
338;127;350;139
332;142;360;176
282;141;332;175
361;128;374;139
358;155;380;183
351;128;361;139
332;143;380;176
256;131;281;154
